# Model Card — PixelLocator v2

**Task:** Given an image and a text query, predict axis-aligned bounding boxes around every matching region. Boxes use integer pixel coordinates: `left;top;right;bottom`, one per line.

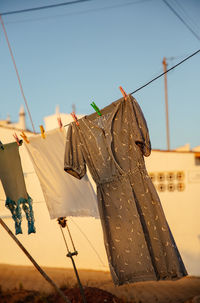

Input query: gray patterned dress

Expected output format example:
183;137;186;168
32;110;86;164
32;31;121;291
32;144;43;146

64;95;187;285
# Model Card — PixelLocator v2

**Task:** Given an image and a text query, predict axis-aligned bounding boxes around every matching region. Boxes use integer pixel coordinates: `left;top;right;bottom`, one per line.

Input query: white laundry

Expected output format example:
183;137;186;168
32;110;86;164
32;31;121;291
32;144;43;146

25;128;99;219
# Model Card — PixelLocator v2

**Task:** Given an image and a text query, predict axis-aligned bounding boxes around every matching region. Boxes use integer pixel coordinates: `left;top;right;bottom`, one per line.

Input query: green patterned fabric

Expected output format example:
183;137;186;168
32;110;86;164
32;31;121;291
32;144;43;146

5;195;35;235
0;142;36;235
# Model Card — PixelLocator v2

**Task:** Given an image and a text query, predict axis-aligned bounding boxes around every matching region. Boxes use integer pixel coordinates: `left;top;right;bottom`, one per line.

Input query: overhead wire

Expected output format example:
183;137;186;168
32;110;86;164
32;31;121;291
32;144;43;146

166;53;190;72
1;0;199;278
0;1;199;131
162;0;200;42
174;0;200;34
0;0;94;16
1;0;199;128
3;0;152;25
0;16;36;133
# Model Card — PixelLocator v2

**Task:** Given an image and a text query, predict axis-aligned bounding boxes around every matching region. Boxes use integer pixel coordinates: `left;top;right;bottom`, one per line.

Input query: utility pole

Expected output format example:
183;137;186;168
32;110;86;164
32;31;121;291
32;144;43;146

162;57;170;150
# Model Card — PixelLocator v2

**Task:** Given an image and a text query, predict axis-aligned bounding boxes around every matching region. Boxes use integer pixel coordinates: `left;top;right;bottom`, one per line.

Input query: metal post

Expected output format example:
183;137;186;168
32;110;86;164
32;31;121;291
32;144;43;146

0;217;71;303
162;57;170;150
58;218;87;303
67;252;87;303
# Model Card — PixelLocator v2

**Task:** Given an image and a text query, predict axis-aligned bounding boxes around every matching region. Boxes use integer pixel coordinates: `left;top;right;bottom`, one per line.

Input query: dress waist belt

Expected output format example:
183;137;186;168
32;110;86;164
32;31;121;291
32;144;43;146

96;164;147;185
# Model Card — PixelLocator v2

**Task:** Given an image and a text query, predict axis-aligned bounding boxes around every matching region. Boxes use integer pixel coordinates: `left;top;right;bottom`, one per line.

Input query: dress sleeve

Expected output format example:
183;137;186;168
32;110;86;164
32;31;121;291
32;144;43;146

130;96;151;157
64;123;86;179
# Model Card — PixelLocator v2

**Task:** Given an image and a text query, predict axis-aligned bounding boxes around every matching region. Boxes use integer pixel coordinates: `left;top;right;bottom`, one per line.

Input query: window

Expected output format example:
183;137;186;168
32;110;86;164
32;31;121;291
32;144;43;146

177;182;185;192
157;183;166;192
157;173;165;182
168;183;175;192
167;172;175;182
149;173;155;182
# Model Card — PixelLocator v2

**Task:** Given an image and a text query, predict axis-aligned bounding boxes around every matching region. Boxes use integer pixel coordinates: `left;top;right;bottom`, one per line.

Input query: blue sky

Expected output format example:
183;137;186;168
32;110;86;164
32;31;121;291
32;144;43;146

0;0;199;150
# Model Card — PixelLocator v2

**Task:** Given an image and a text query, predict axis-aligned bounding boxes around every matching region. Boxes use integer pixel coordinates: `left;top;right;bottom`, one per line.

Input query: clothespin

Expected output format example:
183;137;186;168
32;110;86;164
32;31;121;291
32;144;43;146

71;112;79;126
57;217;67;228
13;133;23;146
57;117;63;130
0;141;4;150
20;132;29;144
39;125;45;139
90;101;102;116
119;86;128;100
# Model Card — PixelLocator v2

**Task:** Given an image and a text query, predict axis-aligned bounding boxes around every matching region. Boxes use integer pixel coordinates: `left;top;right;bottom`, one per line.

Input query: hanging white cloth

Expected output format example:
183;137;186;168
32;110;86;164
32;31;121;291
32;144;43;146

25;128;99;219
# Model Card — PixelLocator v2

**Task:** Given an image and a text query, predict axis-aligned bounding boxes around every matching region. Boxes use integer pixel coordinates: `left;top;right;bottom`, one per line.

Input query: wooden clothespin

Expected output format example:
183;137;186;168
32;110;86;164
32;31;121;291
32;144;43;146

0;140;4;150
39;125;45;139
90;101;102;116
57;117;63;130
119;86;128;100
20;132;29;144
71;112;79;126
13;133;23;146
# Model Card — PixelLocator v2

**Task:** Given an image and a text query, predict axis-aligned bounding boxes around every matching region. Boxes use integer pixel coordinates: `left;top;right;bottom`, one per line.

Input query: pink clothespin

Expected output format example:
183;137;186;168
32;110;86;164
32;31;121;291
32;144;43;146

119;86;128;100
20;132;29;144
13;133;23;146
71;112;79;126
57;117;63;130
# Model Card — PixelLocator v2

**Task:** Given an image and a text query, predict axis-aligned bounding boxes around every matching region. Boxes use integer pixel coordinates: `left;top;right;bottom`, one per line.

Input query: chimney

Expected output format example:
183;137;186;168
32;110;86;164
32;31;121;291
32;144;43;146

18;105;26;130
6;114;11;124
55;105;60;115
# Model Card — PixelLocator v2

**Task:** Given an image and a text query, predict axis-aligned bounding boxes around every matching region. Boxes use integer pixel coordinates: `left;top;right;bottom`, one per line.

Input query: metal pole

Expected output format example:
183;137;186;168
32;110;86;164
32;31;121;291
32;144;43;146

162;57;170;150
58;219;87;303
67;252;87;303
0;218;71;303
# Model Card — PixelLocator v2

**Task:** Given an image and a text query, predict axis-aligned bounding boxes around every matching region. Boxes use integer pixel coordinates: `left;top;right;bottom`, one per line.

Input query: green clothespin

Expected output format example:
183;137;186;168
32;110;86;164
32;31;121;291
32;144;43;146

90;101;102;116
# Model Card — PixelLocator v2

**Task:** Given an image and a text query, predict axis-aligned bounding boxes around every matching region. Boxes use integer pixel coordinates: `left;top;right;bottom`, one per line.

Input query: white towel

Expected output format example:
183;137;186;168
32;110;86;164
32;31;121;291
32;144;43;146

25;128;99;219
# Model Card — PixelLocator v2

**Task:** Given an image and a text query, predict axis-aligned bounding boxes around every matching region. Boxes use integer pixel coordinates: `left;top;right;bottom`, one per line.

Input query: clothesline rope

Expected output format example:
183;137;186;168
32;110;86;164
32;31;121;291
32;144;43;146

63;48;200;128
130;48;200;95
1;4;199;132
70;217;106;267
0;195;105;267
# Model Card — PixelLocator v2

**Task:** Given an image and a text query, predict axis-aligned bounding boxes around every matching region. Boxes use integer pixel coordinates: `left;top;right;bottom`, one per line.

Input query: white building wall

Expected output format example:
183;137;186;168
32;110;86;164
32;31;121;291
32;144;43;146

145;151;200;275
0;115;200;275
0;124;108;271
44;113;83;131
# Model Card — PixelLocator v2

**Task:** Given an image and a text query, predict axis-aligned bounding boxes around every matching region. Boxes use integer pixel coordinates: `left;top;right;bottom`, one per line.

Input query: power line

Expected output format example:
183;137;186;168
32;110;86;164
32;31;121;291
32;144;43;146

130;48;200;95
174;0;200;34
0;0;94;16
0;16;36;133
3;0;152;25
162;0;200;42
